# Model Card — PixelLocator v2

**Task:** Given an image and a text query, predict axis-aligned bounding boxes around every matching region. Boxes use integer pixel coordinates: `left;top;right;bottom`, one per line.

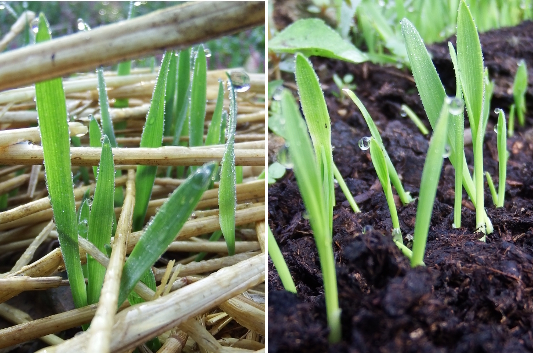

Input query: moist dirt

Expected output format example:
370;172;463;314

268;21;533;352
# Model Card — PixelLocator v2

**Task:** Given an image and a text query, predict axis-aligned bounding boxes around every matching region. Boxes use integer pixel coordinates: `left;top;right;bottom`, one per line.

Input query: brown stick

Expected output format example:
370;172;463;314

0;2;265;91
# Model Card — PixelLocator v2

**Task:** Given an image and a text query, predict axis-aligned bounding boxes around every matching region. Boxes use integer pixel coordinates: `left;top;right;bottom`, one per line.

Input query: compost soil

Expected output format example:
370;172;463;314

268;21;533;352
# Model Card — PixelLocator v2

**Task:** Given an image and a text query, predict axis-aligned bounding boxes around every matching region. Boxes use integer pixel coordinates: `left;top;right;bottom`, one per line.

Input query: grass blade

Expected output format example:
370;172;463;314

343;89;413;205
163;52;178;139
496;108;507;207
87;136;115;305
295;53;334;233
89;115;102;178
411;99;449;267
513;60;527;126
118;162;216;306
268;227;296;293
189;46;207;151
219;73;238;255
205;80;224;146
132;50;172;231
35;13;86;309
171;48;191;147
280;89;340;342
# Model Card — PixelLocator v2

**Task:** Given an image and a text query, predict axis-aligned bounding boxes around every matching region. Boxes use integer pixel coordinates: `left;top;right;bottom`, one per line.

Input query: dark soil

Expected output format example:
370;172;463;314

268;22;533;352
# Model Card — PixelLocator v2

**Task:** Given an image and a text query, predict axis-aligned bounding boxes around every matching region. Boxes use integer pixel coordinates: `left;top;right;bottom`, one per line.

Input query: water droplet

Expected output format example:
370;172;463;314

276;145;293;169
99;9;106;16
228;70;250;93
494;108;502;115
272;86;283;101
443;144;451;158
77;18;85;31
358;136;371;151
204;48;211;58
400;110;407;117
134;1;142;6
494;126;498;134
31;18;39;34
363;225;373;233
0;2;5;10
447;96;464;115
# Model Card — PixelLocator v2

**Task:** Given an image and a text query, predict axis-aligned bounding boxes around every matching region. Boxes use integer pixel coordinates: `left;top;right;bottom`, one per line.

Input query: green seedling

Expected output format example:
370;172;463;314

219;73;239;256
400;104;429;135
35;13;86;309
268;162;286;184
411;98;450;267
401;1;495;235
132;50;172;231
268;227;297;293
189;45;207;174
508;104;516;137
332;164;360;213
343;89;413;205
118;162;216;306
486;109;508;207
332;73;356;102
280;88;341;342
513;59;527;128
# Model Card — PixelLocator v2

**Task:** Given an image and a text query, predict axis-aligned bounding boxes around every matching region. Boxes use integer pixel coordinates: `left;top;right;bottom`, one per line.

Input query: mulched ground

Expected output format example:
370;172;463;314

268;21;533;353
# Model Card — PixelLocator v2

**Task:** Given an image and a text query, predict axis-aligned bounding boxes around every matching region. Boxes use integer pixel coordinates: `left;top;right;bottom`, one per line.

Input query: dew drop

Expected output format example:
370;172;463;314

447;96;464;115
494;108;502;115
443;144;451;158
275;145;293;169
204;48;211;58
77;18;85;31
494;126;498;134
363;225;373;233
134;1;142;6
99;9;106;16
0;2;5;10
400;110;407;117
272;86;283;101
228;70;250;93
358;136;371;151
31;18;39;34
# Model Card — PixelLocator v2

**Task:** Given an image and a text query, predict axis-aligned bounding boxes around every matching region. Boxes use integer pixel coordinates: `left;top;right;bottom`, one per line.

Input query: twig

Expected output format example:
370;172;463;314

10;220;55;273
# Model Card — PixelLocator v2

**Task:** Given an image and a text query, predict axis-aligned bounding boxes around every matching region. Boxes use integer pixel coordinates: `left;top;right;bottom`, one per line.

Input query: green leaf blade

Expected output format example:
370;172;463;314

269;19;367;64
118;162;216;306
189;46;207;148
133;50;172;231
87;135;115;305
35;13;86;309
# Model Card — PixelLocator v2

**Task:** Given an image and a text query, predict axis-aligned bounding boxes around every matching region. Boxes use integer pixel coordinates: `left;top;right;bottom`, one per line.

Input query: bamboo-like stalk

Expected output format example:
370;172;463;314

0;303;63;346
0;122;87;147
10;220;55;273
154;252;259;279
87;169;135;353
155;330;187;353
0;2;265;91
0;144;264;166
218;296;265;335
255;222;265;253
218;338;264;351
0;173;29;195
40;254;264;353
0;11;36;52
0;276;65;291
166;241;259;253
0;304;98;348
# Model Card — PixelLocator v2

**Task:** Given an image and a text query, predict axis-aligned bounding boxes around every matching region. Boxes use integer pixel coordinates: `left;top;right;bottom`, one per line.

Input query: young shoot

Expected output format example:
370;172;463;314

513;60;528;128
268;227;297;293
280;88;341;343
411;98;449;267
486;108;508;208
400;104;429;135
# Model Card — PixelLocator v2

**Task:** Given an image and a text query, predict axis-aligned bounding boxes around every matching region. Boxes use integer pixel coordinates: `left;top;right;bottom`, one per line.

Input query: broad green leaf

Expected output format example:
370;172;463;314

219;73;238;255
457;0;484;137
411;100;449;267
35;13;86;309
295;53;334;233
268;162;286;184
132;51;172;231
269;19;367;64
87;135;115;305
343;89;412;205
118;162;216;306
268;227;296;293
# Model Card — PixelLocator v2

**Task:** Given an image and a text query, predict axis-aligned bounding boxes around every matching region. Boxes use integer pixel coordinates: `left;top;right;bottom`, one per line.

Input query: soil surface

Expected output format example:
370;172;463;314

268;22;533;352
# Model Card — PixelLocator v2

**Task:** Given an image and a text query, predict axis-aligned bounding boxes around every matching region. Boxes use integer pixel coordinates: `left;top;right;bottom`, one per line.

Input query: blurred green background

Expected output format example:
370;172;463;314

0;1;265;72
